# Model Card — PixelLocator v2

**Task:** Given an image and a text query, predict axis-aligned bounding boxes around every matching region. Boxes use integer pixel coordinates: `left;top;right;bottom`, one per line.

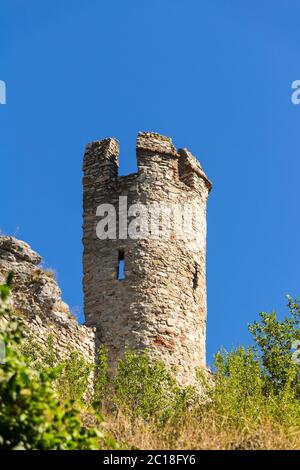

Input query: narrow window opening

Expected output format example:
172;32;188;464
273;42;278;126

117;250;125;280
193;263;199;290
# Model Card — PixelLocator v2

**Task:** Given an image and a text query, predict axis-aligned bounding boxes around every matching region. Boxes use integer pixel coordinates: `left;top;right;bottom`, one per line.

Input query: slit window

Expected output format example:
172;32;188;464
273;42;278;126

117;250;125;280
193;263;199;290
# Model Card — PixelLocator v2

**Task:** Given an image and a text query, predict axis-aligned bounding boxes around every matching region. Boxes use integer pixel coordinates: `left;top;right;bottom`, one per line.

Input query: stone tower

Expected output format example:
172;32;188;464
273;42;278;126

83;132;212;384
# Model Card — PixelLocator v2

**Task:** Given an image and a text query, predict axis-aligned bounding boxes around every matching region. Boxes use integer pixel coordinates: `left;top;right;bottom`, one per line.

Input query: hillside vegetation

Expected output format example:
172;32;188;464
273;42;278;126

1;275;300;450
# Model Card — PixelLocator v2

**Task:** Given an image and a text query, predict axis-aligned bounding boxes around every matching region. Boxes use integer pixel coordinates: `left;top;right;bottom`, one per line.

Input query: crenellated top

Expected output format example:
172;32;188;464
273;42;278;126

136;131;178;157
82;132;212;192
83;138;119;182
136;132;179;180
178;148;212;192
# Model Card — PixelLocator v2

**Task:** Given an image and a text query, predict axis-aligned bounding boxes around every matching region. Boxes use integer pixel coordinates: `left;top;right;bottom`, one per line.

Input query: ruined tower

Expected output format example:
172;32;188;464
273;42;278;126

83;132;212;384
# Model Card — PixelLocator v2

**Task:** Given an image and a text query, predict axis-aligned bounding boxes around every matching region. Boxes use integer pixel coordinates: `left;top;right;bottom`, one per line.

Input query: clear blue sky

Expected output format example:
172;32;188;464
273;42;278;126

1;0;300;365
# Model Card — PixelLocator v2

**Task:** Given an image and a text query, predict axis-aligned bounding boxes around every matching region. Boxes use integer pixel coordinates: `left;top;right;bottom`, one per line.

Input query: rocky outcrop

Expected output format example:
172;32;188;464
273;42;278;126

0;236;97;365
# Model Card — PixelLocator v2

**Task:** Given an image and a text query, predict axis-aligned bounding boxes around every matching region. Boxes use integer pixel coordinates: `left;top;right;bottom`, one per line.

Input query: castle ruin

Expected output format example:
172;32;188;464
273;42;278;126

83;132;212;385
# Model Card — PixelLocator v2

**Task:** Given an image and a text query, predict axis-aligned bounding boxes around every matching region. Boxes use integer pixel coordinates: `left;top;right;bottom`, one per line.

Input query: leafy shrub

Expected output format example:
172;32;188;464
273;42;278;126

22;334;93;403
21;334;57;370
94;348;197;424
212;347;264;424
93;345;110;407
249;296;300;393
203;297;300;436
55;351;93;402
0;276;104;450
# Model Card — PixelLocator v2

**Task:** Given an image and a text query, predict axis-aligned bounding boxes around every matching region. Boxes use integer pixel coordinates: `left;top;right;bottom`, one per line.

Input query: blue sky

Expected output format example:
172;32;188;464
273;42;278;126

1;0;300;365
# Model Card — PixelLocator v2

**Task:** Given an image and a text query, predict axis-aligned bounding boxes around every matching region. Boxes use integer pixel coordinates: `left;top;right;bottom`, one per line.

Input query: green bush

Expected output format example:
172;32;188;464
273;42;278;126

249;296;300;393
93;345;110;408
209;346;300;432
0;276;104;450
22;332;93;404
94;348;197;423
55;350;93;403
22;334;57;370
205;297;300;431
212;347;264;424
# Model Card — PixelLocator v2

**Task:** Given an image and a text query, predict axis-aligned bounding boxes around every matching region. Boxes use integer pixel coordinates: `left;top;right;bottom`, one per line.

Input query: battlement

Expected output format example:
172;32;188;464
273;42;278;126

83;132;211;191
83;138;119;182
178;148;212;192
136;131;178;157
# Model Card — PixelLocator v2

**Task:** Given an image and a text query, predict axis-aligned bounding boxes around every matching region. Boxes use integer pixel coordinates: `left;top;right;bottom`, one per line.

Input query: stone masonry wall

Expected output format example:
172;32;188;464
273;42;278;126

0;236;97;365
83;132;212;385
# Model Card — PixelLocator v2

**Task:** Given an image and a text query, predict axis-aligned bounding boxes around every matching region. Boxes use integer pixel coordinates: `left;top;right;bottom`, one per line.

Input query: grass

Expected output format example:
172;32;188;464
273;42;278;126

101;411;300;450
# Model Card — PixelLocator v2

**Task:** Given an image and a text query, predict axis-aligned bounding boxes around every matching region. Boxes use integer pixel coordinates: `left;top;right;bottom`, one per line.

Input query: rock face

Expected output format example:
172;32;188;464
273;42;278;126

0;236;96;364
83;132;212;385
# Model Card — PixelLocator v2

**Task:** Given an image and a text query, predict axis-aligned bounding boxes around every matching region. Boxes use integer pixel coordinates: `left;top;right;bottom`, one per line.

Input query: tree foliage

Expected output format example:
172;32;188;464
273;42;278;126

0;275;103;450
249;296;300;392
